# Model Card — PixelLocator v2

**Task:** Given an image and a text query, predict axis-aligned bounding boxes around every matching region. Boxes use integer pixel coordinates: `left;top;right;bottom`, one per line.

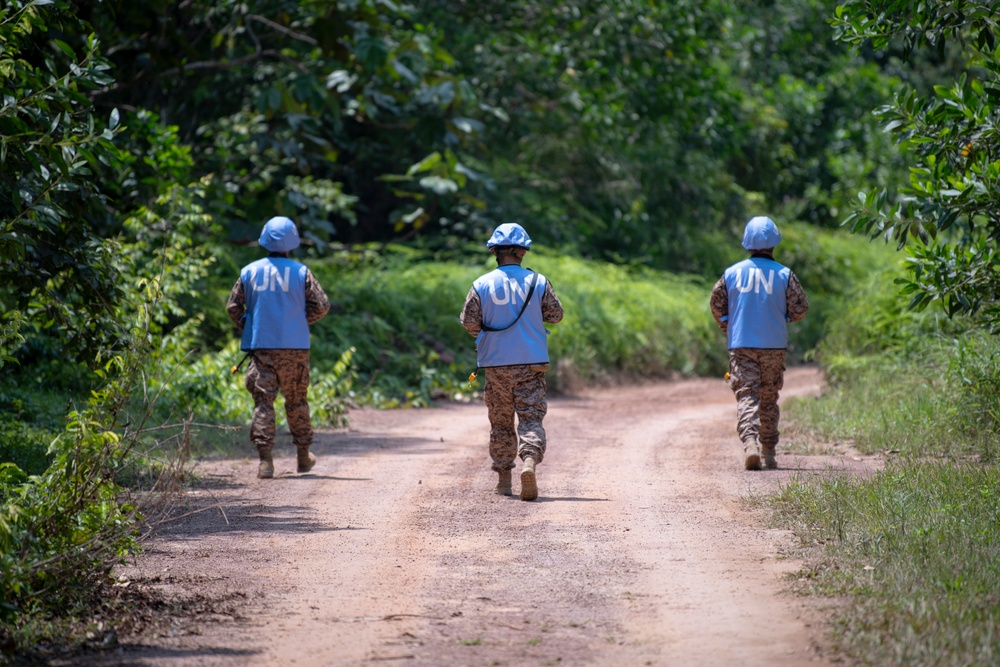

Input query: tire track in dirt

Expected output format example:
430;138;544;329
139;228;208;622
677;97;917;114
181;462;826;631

101;367;867;666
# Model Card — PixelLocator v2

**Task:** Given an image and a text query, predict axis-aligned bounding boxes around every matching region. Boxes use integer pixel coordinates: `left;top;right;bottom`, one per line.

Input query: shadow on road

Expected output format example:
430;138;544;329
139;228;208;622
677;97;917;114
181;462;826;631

150;502;362;539
285;474;372;481
81;645;261;666
525;496;610;503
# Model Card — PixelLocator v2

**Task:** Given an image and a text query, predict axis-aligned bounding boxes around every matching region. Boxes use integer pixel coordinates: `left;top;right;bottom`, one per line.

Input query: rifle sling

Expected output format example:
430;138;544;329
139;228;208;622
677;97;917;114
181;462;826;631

480;270;538;333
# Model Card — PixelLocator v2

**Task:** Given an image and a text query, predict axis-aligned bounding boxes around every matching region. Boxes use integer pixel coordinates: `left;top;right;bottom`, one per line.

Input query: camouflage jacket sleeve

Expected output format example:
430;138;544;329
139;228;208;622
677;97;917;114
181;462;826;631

786;273;809;323
459;287;482;337
709;277;728;332
305;270;331;325
541;281;564;324
226;278;245;332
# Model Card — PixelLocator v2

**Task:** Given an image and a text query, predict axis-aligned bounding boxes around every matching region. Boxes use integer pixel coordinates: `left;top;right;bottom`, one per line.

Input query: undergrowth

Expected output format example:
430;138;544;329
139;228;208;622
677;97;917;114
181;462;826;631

773;459;1000;666
778;264;1000;666
305;244;731;404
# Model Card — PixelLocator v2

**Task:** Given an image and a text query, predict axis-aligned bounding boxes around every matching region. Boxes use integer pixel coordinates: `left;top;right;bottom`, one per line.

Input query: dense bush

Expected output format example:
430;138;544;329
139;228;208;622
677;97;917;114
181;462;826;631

789;260;1000;458
304;246;729;403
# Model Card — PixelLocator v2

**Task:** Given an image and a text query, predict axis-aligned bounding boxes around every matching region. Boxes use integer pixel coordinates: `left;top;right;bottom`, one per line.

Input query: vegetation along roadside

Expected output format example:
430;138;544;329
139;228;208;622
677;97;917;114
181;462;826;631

2;0;1000;664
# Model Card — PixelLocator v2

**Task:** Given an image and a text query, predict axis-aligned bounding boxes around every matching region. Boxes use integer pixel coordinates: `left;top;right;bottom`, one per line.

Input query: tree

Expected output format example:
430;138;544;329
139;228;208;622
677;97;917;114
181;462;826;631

0;0;128;363
85;0;485;250
834;1;1000;328
415;0;748;269
413;0;908;272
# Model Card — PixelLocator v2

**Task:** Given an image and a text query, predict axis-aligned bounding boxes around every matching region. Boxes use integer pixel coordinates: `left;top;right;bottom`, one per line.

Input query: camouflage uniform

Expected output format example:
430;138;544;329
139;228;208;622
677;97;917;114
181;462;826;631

226;272;330;460
727;348;786;448
460;282;564;472
710;269;808;452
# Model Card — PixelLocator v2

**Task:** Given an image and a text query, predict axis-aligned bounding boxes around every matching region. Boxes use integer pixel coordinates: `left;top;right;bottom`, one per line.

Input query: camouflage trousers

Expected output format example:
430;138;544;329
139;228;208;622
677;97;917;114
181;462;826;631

244;350;314;458
483;365;549;472
728;348;786;448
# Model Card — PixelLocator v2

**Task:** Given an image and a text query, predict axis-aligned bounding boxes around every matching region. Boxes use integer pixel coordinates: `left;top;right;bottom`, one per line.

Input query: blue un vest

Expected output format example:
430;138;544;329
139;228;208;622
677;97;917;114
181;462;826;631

240;257;311;350
473;266;550;367
723;257;791;349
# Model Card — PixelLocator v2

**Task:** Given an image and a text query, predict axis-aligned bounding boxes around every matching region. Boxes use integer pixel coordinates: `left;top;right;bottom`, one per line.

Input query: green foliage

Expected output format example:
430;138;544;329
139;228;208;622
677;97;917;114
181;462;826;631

304;246;728;406
772;459;1000;666
788;263;1000;457
411;0;908;273
530;254;726;379
732;3;909;232
12;0;901;282
0;418;53;480
0;1;129;361
949;331;1000;435
0;310;24;370
0;350;145;634
817;265;951;370
422;0;747;269
87;0;484;248
835;0;1000;329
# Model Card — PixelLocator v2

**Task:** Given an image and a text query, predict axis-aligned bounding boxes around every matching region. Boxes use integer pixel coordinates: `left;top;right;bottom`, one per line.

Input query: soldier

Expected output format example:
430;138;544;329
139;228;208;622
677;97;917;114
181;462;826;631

460;223;564;500
227;216;331;479
710;216;809;470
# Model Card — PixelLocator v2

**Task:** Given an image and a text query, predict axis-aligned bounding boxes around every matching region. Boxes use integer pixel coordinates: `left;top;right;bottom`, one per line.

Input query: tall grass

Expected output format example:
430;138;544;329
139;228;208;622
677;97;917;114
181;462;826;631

787;267;998;459
778;263;1000;666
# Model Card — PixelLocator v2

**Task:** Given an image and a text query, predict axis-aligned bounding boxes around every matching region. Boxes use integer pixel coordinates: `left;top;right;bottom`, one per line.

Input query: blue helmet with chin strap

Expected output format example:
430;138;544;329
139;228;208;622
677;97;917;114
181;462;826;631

742;216;782;250
486;223;532;250
258;216;301;252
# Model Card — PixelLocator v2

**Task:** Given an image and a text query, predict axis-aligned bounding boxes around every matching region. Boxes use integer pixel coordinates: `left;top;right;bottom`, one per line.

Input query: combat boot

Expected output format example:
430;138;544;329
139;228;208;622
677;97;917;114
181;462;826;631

297;446;317;474
495;470;513;495
520;457;538;501
258;447;274;479
761;445;778;470
743;438;761;471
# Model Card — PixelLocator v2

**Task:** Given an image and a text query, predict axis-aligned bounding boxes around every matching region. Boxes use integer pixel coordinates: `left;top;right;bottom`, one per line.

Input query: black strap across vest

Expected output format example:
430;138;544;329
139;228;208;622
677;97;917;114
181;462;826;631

480;270;538;332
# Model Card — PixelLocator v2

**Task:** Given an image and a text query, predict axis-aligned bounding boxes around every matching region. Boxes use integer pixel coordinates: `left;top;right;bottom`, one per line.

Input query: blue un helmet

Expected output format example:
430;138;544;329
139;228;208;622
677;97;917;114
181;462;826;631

741;216;782;250
486;223;532;250
258;216;301;252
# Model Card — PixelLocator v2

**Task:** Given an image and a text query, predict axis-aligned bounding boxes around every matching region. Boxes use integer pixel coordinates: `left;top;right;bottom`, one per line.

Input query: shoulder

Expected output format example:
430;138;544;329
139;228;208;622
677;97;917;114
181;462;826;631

474;268;503;284
241;258;265;274
724;258;751;273
752;257;790;272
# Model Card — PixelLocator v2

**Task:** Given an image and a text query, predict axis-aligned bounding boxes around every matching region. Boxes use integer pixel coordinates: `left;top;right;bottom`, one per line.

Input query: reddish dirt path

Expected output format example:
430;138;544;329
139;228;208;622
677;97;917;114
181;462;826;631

100;367;873;666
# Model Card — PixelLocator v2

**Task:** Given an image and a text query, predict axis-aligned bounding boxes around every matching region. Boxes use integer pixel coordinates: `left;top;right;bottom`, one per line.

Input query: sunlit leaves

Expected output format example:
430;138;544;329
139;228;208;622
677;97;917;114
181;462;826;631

0;0;131;361
83;0;482;246
835;1;1000;328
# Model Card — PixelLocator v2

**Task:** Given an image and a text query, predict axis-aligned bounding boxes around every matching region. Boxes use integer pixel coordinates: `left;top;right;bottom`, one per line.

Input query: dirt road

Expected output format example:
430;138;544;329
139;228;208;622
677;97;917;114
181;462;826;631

101;367;869;667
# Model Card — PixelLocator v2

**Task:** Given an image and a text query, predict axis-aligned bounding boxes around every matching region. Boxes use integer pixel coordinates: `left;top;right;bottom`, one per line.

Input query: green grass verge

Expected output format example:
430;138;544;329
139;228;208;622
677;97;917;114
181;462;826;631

777;263;1000;665
787;268;999;459
772;458;1000;666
